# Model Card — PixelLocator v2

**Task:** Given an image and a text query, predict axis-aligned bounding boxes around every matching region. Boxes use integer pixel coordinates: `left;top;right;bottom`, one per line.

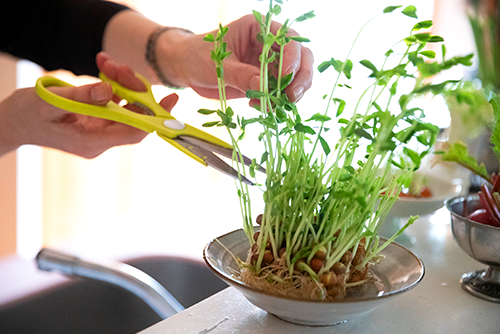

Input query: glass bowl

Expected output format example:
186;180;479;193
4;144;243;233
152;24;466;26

203;228;424;326
446;195;500;303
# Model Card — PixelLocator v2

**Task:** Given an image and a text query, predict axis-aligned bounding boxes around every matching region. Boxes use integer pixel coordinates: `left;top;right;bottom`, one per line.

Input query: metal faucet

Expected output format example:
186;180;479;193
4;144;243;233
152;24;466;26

36;248;184;319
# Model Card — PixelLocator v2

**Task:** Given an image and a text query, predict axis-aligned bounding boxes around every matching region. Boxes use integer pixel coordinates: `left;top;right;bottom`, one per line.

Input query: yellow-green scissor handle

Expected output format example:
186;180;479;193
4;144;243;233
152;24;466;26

35;74;232;166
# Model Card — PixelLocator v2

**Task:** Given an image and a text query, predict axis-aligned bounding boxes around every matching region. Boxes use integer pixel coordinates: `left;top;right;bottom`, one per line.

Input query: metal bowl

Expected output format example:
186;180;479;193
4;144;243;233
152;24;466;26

446;195;500;303
203;228;424;326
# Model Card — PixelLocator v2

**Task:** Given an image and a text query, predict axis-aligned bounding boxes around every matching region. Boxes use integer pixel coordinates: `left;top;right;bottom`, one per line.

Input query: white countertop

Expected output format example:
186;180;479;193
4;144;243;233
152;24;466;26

140;208;499;333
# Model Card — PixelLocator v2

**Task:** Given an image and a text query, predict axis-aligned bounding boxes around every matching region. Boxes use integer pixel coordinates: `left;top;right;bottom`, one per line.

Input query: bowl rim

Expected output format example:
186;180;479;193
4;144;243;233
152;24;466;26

203;227;425;304
445;194;500;231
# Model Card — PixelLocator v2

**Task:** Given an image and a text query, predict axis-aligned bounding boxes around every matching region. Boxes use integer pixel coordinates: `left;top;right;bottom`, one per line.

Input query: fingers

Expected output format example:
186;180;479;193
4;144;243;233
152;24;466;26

191;86;246;100
159;93;179;112
96;52;147;92
61;118;148;159
49;82;113;106
285;46;314;102
268;22;314;103
64;93;180;159
221;17;313;103
219;60;261;97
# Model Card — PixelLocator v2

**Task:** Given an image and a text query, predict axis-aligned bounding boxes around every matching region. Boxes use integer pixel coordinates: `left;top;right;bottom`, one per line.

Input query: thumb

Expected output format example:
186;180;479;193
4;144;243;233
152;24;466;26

50;82;113;106
223;60;261;95
159;93;179;113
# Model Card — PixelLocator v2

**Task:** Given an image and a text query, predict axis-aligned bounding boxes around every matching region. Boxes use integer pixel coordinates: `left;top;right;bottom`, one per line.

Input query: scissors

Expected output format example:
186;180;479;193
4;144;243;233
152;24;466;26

35;72;263;185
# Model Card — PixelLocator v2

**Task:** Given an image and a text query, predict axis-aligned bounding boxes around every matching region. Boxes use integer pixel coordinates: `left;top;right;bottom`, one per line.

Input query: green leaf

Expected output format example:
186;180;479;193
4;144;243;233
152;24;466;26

402;5;418;19
332;98;346;116
202;121;219;127
290;36;310;43
428;35;444;43
246;90;266;99
249;160;256;178
354;128;373;140
383;5;402;13
416;134;429;146
319;136;331;156
489;95;500;160
198;108;217;115
252;10;263;24
272;4;282;15
241;117;260;129
403;147;421;165
216;67;223;78
296;10;315;22
276;107;287;122
385;49;394;57
413;33;431;42
261;151;269;164
317;61;331;73
318;57;343;73
294;123;316;135
343;59;353;79
404;36;417;44
359;59;378;77
280;73;294;89
412;20;433;31
203;34;215;42
440;142;490;181
412;80;460;94
372;102;382;112
390;81;398;95
419;50;436;59
217;110;230;125
306;113;331;122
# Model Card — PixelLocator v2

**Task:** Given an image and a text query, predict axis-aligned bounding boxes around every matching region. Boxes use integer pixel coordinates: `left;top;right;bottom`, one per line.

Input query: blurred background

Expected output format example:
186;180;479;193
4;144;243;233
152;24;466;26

0;0;476;262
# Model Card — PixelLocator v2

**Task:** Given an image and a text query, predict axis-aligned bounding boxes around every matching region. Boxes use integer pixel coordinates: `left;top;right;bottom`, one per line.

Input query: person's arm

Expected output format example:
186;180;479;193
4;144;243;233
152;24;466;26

102;12;314;102
2;1;312;101
0;0;129;76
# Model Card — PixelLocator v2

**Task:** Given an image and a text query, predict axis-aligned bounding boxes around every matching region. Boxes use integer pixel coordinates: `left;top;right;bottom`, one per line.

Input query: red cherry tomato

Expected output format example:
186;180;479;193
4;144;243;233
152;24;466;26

400;186;433;198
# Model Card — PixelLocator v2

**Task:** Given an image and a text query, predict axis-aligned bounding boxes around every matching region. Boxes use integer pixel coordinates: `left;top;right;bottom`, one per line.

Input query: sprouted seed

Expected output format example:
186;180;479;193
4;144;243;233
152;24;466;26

200;1;472;300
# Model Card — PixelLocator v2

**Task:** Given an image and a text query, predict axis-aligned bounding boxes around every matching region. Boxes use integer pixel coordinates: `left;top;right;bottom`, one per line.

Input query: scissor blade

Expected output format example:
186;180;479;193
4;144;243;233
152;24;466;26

180;136;266;173
174;138;254;186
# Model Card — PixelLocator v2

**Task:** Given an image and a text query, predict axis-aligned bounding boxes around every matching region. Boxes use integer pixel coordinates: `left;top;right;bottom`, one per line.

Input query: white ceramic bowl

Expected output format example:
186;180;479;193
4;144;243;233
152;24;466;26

389;173;462;217
204;228;425;326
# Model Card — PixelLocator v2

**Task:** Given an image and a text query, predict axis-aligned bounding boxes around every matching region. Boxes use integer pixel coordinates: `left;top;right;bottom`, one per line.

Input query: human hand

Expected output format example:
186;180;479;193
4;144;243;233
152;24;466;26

0;52;178;158
156;14;313;103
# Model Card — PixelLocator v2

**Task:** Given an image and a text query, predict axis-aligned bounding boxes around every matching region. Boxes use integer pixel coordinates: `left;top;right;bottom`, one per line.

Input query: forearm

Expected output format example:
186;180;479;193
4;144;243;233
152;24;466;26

102;10;193;88
0;92;24;158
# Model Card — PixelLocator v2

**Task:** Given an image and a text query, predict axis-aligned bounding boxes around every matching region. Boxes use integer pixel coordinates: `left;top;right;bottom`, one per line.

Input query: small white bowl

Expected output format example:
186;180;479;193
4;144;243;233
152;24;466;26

389;173;462;217
204;228;424;326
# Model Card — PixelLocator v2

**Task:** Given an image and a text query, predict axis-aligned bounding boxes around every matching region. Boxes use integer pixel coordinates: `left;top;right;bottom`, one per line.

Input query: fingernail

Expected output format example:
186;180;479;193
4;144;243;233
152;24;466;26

286;65;297;75
249;75;260;91
90;83;111;103
293;85;304;101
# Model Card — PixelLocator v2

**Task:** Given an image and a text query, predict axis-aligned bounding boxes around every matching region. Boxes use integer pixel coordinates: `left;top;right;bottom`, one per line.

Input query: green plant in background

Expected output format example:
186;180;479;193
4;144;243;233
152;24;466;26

200;1;472;300
468;0;500;90
436;0;500;179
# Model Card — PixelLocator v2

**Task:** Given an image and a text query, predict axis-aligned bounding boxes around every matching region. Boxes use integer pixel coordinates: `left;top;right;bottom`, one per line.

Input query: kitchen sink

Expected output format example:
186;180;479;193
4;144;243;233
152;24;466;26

0;255;228;334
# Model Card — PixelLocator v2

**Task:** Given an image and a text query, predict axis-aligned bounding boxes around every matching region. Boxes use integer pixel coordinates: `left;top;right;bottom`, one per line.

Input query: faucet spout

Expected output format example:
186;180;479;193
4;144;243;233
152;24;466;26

36;248;184;319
